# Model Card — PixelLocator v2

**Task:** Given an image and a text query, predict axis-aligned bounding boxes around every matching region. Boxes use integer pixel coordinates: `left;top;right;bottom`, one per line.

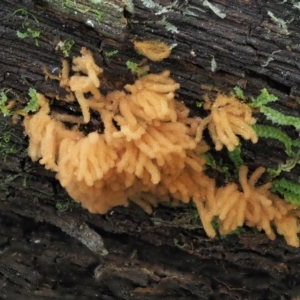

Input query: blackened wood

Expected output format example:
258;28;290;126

0;0;300;299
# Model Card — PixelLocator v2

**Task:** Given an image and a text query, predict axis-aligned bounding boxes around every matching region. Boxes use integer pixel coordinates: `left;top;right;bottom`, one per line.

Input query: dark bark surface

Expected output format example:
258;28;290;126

1;0;300;299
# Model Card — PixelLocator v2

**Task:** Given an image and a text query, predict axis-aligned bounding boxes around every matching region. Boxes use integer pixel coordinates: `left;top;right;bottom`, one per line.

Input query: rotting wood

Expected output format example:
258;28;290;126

1;0;300;299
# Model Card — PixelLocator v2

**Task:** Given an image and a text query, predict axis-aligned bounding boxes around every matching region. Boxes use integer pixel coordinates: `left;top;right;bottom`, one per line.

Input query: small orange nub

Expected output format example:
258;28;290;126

132;40;171;61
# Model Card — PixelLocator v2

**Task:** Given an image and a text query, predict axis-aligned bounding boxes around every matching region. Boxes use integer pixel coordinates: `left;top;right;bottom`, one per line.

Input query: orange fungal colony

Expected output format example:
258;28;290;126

132;40;172;61
196;93;258;151
194;166;300;247
23;48;300;247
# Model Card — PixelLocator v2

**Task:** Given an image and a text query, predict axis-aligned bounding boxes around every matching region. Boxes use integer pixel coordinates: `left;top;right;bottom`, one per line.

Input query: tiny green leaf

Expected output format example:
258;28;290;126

272;178;300;206
0;90;11;116
23;88;40;113
253;124;292;155
260;106;300;130
27;28;40;38
126;60;147;76
126;61;140;72
250;88;278;108
233;86;245;100
228;145;244;170
61;38;75;57
105;50;118;57
16;30;29;38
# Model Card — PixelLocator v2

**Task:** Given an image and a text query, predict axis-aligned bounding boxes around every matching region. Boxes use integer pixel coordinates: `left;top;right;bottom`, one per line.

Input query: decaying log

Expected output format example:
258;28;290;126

1;0;300;299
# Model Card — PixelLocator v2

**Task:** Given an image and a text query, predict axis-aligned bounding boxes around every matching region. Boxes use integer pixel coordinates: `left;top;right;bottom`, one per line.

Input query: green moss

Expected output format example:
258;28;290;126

104;49;119;57
59;38;75;57
0;89;12;116
253;124;292;155
233;86;245;100
267;150;300;178
271;178;300;206
203;152;232;182
196;101;203;108
126;60;148;76
0;88;40;117
16;28;40;46
0;131;18;162
13;8;40;46
56;199;80;212
23;88;40;113
228;145;244;171
260;106;300;130
250;88;278;108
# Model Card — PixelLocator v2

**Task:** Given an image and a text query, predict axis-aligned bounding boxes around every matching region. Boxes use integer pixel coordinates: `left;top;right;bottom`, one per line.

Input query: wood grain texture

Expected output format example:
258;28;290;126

0;0;300;299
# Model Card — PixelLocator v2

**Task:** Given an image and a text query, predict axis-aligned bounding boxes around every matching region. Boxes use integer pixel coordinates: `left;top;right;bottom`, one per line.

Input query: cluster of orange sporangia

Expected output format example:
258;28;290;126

23;48;300;247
